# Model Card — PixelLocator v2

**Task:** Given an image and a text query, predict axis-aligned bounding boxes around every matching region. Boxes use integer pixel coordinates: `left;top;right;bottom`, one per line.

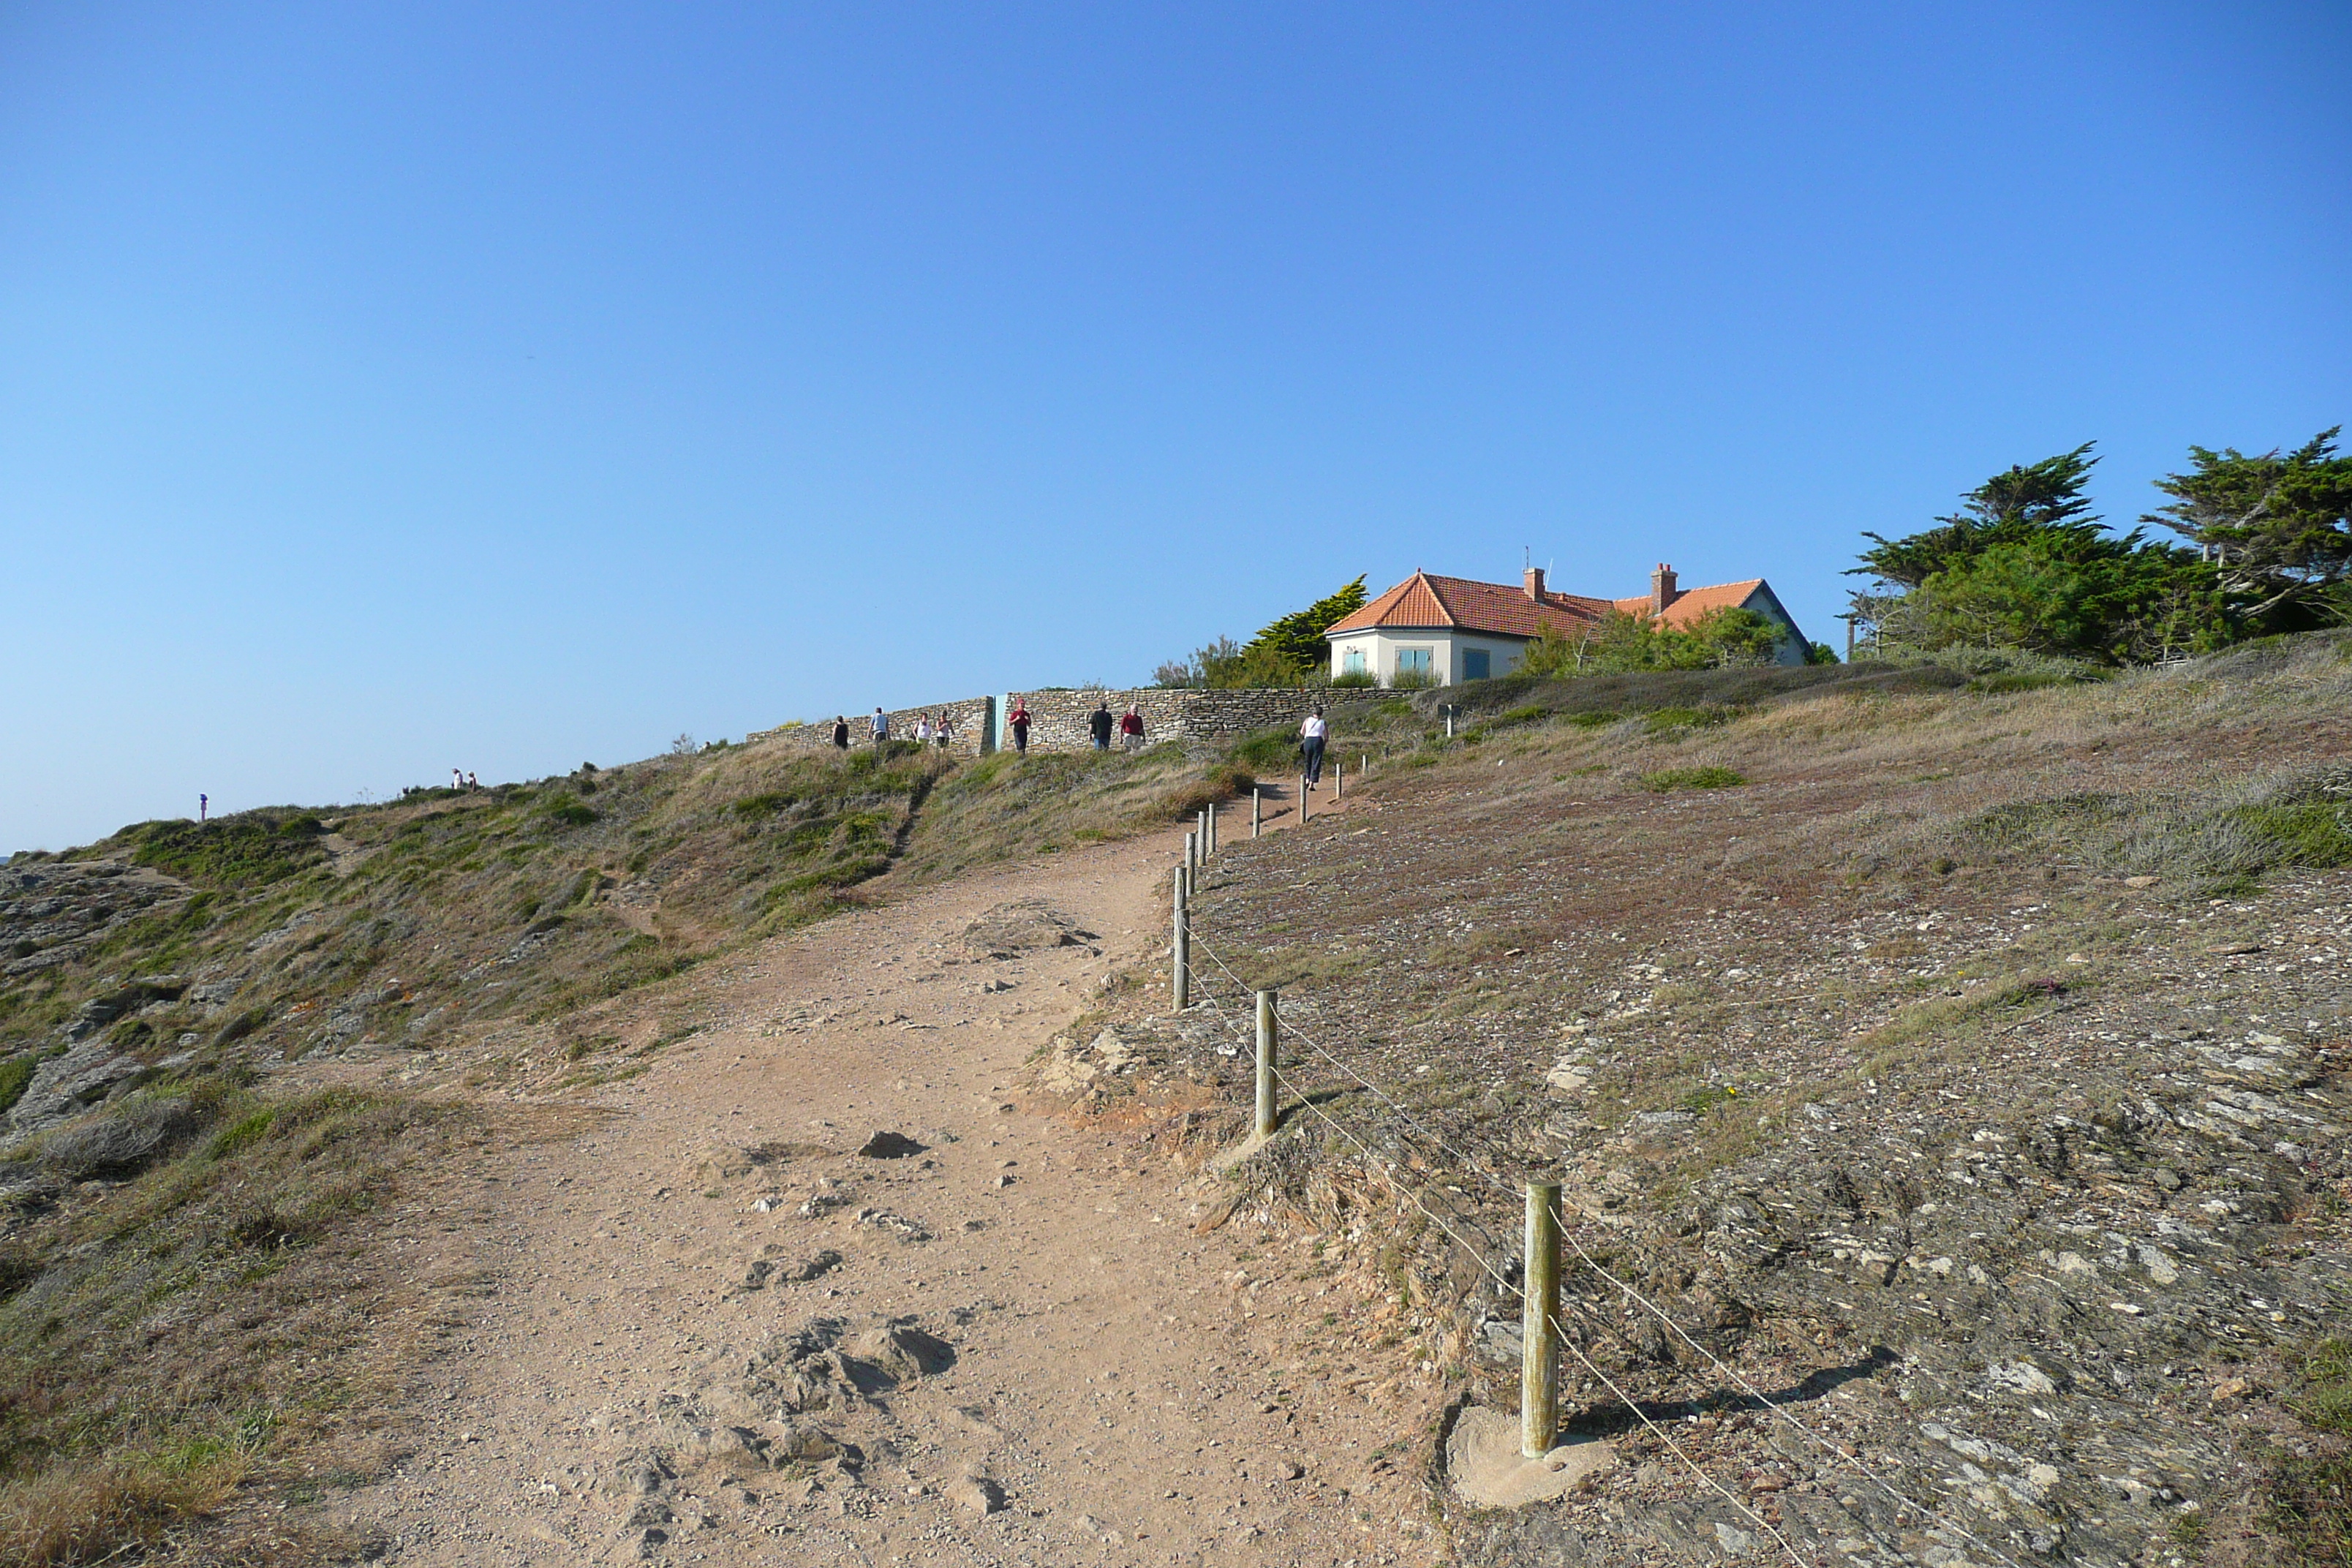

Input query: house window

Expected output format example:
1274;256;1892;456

1395;648;1431;679
1462;649;1490;681
1342;648;1365;674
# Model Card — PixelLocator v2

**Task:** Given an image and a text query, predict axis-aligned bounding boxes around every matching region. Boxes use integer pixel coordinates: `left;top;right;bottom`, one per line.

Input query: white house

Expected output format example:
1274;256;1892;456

1323;565;1809;687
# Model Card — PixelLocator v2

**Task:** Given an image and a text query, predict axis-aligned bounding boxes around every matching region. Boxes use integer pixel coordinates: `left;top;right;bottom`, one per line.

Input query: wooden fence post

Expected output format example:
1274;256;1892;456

1172;872;1190;1011
1523;1181;1562;1458
1254;990;1278;1139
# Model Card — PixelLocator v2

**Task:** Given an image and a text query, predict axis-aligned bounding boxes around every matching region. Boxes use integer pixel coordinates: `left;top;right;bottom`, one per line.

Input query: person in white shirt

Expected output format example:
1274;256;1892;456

1299;706;1328;789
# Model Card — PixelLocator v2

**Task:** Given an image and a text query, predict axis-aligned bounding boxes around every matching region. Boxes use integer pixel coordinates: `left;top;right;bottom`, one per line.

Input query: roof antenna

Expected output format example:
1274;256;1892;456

1523;545;1530;570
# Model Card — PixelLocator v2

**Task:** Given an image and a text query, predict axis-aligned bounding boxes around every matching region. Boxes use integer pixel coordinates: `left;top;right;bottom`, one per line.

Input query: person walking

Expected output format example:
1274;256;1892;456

1299;705;1328;789
1008;699;1031;755
466;772;478;791
832;715;850;749
871;707;889;746
1089;701;1114;751
1119;704;1145;752
914;715;934;745
935;712;953;749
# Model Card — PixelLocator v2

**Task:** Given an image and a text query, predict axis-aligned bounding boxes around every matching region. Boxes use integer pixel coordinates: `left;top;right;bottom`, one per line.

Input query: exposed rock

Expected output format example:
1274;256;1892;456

946;1475;1006;1515
37;1096;199;1180
7;1044;143;1132
855;1130;925;1159
736;1246;843;1291
960;900;1098;958
853;1207;930;1243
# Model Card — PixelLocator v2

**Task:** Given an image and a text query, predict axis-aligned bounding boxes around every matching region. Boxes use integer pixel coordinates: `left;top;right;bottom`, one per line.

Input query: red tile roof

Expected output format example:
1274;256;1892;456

1325;571;1613;639
1327;570;1771;641
1610;578;1767;630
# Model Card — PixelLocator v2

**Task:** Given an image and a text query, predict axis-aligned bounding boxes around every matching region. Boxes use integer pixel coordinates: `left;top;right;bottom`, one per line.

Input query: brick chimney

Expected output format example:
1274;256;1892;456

1523;565;1545;601
1651;563;1678;615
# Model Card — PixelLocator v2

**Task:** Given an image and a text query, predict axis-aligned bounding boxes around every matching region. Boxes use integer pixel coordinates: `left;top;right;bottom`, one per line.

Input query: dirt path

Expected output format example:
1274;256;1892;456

332;789;1437;1567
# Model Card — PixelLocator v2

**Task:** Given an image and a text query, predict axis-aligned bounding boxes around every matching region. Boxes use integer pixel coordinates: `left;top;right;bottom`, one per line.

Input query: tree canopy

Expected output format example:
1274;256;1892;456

1520;605;1787;677
1155;576;1370;687
2145;427;2352;630
1850;442;2235;664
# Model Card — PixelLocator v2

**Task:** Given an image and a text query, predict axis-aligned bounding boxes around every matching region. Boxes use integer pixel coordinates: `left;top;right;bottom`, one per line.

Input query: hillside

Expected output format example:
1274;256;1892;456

1063;632;2352;1567
0;735;1246;1563
4;636;2349;1567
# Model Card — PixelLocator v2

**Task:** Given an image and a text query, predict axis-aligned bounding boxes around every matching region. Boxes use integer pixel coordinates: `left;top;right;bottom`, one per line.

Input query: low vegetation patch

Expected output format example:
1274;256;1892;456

0;1080;468;1565
1640;766;1746;792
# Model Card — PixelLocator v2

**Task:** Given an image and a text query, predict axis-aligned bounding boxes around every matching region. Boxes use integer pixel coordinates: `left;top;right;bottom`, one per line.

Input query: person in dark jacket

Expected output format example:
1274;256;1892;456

832;716;850;749
1089;702;1114;750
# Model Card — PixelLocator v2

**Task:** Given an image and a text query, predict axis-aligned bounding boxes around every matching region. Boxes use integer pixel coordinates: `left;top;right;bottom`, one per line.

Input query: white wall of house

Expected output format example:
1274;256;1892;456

1738;587;1811;665
1329;630;1531;687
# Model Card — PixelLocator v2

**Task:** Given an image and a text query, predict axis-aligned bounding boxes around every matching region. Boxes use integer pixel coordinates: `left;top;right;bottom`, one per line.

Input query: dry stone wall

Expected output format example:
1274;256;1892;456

749;697;995;758
1006;689;1319;753
747;688;1322;758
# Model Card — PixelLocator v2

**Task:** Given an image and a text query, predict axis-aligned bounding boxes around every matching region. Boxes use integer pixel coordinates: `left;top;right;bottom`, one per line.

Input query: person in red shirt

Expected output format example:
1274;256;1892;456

1119;705;1146;751
1008;701;1032;754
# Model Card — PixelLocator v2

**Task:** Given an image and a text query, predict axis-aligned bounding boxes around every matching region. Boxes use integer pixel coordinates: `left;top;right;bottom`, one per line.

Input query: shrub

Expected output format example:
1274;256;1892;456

1329;671;1378;688
1231;728;1303;771
540;801;600;829
1568;711;1619;729
1641;766;1747;792
0;1055;33;1117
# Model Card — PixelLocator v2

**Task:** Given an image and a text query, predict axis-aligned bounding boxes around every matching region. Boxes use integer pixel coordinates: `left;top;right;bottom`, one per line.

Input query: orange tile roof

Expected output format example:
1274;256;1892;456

1609;578;1767;630
1328;570;1771;641
1325;571;1612;639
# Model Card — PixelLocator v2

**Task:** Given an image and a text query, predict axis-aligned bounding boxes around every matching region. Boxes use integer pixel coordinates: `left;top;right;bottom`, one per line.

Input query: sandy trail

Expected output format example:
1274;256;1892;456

336;788;1438;1567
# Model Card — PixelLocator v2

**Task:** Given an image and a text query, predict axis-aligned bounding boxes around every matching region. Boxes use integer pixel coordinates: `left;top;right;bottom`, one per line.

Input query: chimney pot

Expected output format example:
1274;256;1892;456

1651;563;1678;615
1523;565;1545;600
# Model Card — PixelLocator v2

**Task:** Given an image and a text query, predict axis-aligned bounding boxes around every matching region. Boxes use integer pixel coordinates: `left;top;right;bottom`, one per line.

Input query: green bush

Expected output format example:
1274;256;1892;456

540;801;600;829
1640;766;1747;792
1568;711;1620;729
1231;728;1303;771
1330;671;1378;689
0;1056;34;1117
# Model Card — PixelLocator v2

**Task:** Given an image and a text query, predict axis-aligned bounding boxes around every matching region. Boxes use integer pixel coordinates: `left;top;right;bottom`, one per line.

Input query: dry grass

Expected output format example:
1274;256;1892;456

0;1451;249;1567
0;1082;476;1565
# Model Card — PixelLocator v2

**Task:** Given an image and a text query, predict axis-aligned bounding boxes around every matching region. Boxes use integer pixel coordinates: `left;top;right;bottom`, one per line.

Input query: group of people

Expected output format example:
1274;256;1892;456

831;709;958;749
1089;701;1147;751
813;698;1327;770
450;767;478;791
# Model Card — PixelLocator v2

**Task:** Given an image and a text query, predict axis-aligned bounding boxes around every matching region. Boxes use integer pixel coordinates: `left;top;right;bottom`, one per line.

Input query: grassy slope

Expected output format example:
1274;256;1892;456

0;734;1243;1562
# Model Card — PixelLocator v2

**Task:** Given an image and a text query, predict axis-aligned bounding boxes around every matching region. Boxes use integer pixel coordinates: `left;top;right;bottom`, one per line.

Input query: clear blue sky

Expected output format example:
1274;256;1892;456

4;3;2346;853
